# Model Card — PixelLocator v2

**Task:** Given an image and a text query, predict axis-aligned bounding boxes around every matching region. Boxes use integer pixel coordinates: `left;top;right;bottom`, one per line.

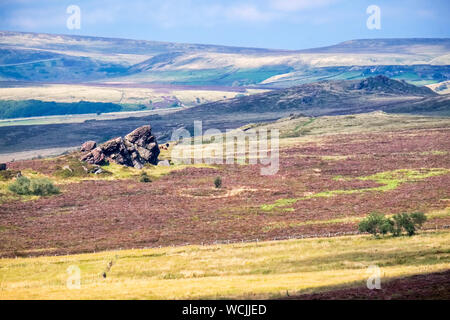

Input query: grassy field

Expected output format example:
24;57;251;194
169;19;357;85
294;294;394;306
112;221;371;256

0;230;449;299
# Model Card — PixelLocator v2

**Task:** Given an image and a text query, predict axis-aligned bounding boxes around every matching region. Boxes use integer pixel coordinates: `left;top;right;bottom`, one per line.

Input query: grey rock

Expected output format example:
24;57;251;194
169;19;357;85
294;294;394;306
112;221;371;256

80;147;106;165
81;141;97;152
80;125;160;168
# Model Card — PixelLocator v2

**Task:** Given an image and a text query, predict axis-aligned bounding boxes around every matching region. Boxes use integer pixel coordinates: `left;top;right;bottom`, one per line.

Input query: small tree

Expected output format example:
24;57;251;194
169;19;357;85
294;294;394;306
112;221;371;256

410;212;427;227
359;211;427;237
392;212;427;236
358;212;393;237
214;176;222;188
393;213;414;236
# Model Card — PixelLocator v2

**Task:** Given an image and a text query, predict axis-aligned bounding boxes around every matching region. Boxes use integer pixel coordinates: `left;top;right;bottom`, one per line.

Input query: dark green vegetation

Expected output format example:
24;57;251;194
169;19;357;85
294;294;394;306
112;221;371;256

139;172;151;183
358;212;427;237
0;100;147;119
8;176;59;196
391;212;427;236
357;213;393;237
214;176;222;188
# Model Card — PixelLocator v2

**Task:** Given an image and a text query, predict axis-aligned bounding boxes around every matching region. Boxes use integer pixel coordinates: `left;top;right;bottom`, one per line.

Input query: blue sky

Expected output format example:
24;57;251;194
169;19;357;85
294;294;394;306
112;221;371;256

0;0;449;49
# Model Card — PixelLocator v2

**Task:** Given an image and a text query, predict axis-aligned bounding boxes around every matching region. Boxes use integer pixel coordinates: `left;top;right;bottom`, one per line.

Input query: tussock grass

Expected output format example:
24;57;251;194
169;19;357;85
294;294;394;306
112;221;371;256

0;230;449;299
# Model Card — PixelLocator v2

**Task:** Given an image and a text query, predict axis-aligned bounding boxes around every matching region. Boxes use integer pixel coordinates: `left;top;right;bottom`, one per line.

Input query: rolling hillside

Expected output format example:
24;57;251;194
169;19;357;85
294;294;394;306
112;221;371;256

1;31;449;86
174;76;447;118
0;76;448;156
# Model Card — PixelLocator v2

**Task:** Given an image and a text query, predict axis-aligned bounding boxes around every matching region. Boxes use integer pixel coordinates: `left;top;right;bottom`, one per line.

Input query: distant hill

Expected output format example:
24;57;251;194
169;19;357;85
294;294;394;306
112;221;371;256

178;76;444;117
1;76;448;155
299;38;450;54
0;31;449;86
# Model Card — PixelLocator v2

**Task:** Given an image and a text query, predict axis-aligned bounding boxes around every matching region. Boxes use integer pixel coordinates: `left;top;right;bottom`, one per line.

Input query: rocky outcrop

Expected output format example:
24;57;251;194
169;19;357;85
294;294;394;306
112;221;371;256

80;125;160;168
80;147;105;165
81;141;96;152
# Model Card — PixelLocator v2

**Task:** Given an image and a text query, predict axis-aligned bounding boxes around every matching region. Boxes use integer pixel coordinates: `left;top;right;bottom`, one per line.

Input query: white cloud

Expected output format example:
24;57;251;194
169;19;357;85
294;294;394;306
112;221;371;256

225;4;277;22
270;0;337;12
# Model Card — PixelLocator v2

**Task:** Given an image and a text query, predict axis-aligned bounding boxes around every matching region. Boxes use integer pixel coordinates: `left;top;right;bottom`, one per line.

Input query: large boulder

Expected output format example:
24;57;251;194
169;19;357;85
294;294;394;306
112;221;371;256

81;141;96;152
123;125;160;167
80;125;160;168
80;147;105;165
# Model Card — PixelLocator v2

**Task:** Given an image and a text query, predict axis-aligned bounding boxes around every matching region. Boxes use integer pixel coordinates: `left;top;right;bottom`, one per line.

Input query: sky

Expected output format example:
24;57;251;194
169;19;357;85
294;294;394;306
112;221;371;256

0;0;449;50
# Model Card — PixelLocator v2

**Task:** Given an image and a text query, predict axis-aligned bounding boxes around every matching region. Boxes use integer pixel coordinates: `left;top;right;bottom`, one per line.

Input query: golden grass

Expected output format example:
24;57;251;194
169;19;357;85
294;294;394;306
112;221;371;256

0;161;216;203
19;162;216;183
1;230;449;299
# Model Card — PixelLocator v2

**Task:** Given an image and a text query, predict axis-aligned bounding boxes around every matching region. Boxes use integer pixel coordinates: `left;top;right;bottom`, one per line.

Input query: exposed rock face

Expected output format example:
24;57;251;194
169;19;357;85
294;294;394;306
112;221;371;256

80;125;160;168
81;141;96;152
81;147;105;165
